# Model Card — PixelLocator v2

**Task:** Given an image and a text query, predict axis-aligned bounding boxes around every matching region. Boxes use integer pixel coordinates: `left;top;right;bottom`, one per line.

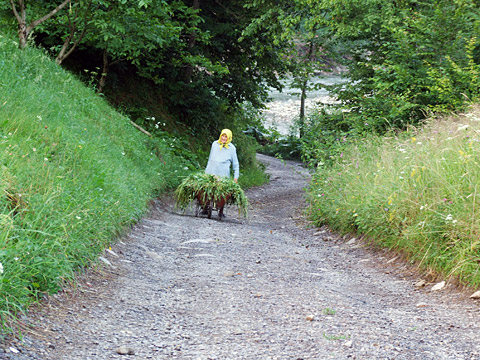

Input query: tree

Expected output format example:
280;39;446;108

294;0;480;132
9;0;70;49
53;0;92;65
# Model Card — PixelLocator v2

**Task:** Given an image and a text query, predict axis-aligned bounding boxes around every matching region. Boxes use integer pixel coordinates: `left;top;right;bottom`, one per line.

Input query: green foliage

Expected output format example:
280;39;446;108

307;107;480;287
261;134;302;161
336;1;480;132
0;32;188;332
175;172;248;217
299;108;353;168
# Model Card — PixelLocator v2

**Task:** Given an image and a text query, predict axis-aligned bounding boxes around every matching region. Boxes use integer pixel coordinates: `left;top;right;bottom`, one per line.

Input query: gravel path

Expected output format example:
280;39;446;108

3;154;480;360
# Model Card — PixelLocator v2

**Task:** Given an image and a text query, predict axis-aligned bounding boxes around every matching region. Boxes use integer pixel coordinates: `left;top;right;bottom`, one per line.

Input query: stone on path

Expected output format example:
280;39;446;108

116;346;135;355
470;290;480;299
431;281;445;291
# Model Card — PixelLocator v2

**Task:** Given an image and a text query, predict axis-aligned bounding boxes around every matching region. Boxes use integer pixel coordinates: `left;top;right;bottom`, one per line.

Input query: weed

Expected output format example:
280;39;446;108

323;307;337;316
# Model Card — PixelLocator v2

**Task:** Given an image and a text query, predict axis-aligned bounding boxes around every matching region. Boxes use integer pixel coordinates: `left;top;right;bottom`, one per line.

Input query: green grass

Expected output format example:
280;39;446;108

307;105;480;288
175;172;249;217
0;33;191;333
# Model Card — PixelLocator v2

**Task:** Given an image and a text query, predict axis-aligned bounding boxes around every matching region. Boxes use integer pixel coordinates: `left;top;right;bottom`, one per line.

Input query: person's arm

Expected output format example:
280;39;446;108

205;142;215;169
231;145;239;182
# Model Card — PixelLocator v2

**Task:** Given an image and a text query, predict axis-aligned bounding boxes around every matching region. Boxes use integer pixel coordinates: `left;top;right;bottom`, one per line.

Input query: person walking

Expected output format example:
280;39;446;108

204;128;239;217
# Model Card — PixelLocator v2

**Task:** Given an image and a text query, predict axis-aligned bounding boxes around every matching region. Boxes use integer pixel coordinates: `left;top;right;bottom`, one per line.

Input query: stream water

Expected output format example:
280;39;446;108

262;75;347;136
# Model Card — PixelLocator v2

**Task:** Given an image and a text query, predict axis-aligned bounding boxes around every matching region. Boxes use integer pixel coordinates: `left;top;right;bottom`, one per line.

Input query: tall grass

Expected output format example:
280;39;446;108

0;33;190;332
307;106;480;288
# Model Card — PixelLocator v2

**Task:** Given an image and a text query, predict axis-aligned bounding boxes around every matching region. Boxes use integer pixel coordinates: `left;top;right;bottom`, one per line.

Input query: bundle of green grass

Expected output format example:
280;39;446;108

175;172;248;217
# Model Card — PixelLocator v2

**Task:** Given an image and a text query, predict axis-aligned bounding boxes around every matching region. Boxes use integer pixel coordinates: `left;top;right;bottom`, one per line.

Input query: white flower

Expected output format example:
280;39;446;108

0;262;3;274
445;214;453;221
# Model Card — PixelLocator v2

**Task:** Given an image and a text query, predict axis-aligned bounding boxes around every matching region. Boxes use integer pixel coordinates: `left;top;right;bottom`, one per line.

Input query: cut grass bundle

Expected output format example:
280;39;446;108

175;172;248;217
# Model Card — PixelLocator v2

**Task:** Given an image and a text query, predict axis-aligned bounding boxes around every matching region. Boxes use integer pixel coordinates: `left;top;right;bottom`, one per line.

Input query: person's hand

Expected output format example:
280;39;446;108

234;178;238;183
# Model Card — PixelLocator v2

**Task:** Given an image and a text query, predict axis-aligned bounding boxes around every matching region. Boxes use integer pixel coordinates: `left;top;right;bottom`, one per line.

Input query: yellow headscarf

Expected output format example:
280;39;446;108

218;129;233;149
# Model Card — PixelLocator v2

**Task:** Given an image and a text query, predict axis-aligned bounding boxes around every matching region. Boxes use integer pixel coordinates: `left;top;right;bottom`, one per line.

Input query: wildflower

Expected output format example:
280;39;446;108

32;147;37;152
44;158;48;161
410;169;416;177
445;214;453;221
76;216;81;220
411;137;416;142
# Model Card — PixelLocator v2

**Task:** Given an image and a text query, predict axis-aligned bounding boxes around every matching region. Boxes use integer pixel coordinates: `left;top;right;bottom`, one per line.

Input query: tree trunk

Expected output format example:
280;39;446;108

298;41;315;138
97;49;109;94
56;26;87;65
11;0;27;49
56;3;90;65
11;0;71;49
299;81;307;138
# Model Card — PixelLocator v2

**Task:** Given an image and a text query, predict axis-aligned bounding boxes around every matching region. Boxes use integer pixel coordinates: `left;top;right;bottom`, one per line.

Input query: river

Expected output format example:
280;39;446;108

262;75;347;136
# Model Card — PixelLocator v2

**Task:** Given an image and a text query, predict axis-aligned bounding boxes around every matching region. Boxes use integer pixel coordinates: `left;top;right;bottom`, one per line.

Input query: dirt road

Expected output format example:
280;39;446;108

4;154;480;359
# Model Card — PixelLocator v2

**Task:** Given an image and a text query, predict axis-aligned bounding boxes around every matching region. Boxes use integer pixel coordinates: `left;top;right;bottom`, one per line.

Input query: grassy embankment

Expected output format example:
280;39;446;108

0;33;195;332
308;107;480;289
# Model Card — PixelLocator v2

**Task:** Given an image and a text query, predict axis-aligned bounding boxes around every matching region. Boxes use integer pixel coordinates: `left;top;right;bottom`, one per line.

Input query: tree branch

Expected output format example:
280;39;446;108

27;0;70;33
10;0;22;23
130;121;152;137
